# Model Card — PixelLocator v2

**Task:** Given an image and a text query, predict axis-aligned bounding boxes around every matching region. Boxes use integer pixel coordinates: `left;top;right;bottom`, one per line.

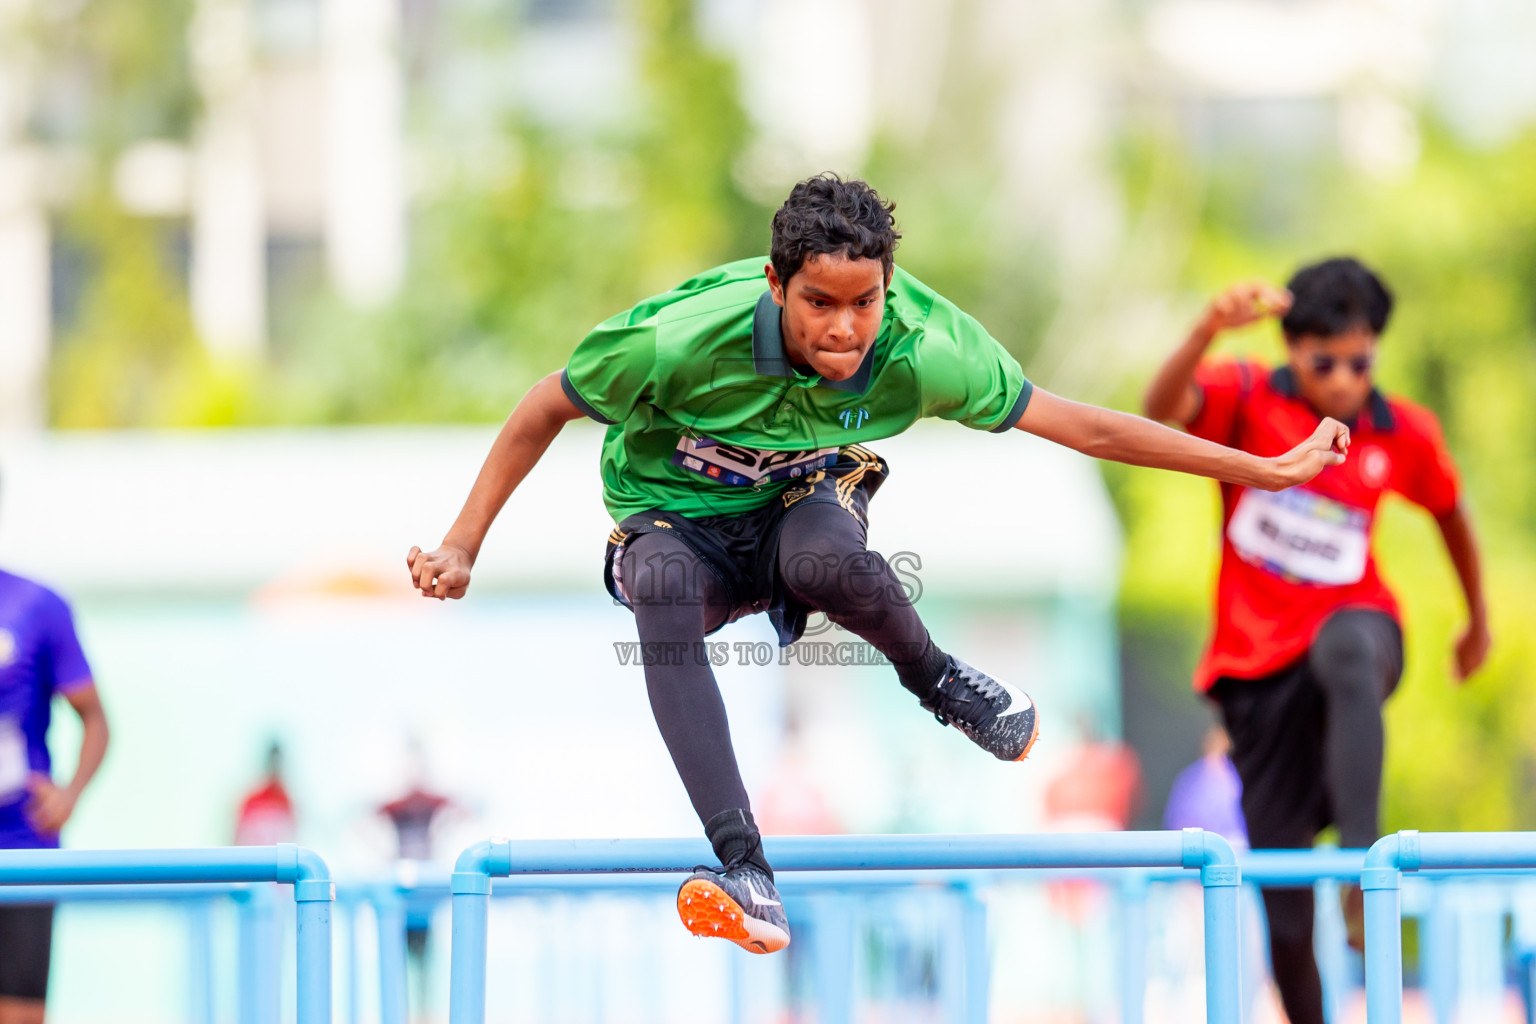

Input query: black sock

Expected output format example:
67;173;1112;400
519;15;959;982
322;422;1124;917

703;808;774;881
894;634;948;703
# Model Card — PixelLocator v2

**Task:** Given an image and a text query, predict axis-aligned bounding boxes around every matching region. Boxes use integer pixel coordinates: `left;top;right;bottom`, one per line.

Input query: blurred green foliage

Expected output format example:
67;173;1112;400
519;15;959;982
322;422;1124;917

28;0;208;428
28;0;1536;830
49;192;251;427
43;0;764;424
23;0;197;146
260;0;767;422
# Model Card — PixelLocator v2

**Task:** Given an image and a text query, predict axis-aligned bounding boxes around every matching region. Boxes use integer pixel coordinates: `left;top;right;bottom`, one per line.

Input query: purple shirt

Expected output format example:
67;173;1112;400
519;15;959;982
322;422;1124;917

1162;754;1249;848
0;570;93;849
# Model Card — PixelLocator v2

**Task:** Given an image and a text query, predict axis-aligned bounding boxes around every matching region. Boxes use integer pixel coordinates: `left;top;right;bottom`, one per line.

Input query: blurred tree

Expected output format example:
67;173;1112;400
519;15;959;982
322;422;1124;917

24;0;197;146
267;0;766;423
28;0;218;426
49;192;248;427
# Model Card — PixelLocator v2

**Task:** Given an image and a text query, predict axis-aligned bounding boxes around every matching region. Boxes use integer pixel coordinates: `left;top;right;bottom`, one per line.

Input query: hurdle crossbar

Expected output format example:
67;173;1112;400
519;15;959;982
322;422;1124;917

0;844;333;1024
445;828;1242;1024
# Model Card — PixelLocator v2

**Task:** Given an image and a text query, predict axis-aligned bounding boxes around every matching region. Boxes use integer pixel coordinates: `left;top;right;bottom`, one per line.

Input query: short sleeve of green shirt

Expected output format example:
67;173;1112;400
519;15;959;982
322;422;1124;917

916;294;1033;432
560;313;659;425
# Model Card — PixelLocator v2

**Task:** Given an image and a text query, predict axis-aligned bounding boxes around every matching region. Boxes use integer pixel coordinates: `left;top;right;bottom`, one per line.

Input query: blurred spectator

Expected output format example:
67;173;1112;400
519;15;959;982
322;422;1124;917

234;741;296;846
755;721;842;837
1159;725;1277;1021
381;785;450;864
1;546;111;1020
1162;724;1249;848
379;741;454;1013
1043;723;1143;833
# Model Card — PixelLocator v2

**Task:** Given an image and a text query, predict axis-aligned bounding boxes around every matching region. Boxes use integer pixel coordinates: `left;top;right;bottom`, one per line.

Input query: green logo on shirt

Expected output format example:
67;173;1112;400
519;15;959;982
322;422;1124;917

839;408;870;430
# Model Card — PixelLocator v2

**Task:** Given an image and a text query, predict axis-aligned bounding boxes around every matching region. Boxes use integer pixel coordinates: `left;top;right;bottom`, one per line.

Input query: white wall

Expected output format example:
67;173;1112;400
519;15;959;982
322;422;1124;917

0;421;1119;597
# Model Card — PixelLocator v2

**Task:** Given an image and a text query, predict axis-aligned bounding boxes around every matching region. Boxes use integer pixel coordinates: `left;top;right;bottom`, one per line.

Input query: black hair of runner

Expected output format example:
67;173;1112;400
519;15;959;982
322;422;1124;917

1282;256;1394;340
770;173;901;286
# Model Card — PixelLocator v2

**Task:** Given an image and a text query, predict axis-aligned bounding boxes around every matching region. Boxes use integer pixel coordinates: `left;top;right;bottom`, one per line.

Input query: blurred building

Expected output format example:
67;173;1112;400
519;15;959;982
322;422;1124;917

5;0;1536;429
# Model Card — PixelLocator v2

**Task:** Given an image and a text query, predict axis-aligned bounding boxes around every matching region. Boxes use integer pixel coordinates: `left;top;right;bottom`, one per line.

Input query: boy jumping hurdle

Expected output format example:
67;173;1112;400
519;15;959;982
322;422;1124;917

408;174;1348;954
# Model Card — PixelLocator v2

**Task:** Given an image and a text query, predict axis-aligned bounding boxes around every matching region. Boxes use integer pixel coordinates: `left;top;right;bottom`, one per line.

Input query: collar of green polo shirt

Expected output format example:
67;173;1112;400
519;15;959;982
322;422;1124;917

559;257;1033;521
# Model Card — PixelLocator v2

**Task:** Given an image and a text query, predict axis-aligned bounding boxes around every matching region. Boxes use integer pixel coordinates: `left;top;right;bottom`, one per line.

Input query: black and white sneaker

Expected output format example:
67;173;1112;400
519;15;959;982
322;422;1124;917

677;861;791;954
920;654;1040;761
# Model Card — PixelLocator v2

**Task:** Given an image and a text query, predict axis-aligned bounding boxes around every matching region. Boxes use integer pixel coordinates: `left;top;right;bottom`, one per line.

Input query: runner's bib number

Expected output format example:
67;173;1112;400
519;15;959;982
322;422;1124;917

1227;487;1370;586
671;436;838;488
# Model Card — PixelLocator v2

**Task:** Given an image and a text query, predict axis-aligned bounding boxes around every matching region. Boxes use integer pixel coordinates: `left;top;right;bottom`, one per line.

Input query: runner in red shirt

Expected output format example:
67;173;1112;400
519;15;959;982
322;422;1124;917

234;742;297;847
1144;257;1491;1024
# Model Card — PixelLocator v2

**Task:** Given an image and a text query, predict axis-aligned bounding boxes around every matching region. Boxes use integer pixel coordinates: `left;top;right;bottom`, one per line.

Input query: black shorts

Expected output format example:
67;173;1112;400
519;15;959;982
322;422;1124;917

0;903;54;1001
1210;610;1403;848
604;445;888;646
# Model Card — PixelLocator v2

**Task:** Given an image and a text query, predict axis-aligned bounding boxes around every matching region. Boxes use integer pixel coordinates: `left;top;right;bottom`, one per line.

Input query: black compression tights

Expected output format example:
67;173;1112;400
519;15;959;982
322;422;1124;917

620;500;934;825
1263;610;1404;1024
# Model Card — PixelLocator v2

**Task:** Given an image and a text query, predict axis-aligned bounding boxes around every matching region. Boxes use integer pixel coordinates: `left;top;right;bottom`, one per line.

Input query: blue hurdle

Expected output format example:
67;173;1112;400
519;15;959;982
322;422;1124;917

1124;847;1536;1024
445;828;1243;1024
349;866;994;1024
0;882;259;1024
1364;830;1536;1024
0;844;334;1024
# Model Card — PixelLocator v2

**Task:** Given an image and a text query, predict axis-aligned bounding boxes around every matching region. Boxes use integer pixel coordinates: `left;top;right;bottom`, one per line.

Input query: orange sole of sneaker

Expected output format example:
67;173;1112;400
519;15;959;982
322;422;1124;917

1014;723;1041;762
676;878;790;954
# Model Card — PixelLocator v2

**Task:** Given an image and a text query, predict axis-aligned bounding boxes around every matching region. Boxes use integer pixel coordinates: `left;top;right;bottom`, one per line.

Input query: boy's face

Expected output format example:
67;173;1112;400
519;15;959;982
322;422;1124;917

1285;323;1378;422
765;253;889;381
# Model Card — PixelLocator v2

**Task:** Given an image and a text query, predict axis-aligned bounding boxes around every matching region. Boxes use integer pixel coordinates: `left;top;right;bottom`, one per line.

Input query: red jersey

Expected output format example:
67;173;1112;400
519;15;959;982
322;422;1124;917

1187;359;1460;691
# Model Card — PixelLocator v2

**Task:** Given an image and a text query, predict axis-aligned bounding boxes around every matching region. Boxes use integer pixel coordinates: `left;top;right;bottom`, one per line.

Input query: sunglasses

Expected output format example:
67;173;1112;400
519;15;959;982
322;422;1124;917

1309;354;1374;378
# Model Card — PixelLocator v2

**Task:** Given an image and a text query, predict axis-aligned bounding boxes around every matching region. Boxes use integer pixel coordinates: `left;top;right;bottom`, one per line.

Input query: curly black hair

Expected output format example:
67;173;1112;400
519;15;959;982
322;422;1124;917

770;173;901;286
1282;257;1394;340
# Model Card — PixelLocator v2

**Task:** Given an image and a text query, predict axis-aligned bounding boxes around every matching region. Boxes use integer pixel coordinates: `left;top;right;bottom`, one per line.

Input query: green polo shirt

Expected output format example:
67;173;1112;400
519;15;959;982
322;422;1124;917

561;257;1032;520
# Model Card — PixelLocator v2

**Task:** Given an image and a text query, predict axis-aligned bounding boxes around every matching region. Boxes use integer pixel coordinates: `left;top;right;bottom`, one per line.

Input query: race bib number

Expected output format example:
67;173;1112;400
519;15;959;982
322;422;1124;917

1227;487;1370;586
671;436;838;488
0;717;29;801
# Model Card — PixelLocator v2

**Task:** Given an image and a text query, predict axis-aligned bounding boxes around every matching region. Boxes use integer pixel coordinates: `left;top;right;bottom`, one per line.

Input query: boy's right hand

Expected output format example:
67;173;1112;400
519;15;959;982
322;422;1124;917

1260;417;1350;490
1199;281;1292;336
407;544;473;600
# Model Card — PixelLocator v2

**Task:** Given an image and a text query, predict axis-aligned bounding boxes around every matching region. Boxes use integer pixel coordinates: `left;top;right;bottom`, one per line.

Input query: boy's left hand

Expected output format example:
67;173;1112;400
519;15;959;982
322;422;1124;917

25;773;78;834
1452;621;1491;683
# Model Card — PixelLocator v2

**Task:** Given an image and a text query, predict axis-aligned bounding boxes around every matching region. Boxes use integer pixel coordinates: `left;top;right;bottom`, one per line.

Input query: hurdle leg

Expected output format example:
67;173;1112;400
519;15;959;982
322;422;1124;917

960;883;990;1024
1363;870;1403;1024
295;881;334;1024
1119;873;1148;1024
1420;883;1457;1024
376;888;411;1024
346;902;363;1024
1313;876;1349;1024
238;885;283;1024
187;899;216;1024
812;891;856;1024
1201;863;1242;1024
449;883;492;1024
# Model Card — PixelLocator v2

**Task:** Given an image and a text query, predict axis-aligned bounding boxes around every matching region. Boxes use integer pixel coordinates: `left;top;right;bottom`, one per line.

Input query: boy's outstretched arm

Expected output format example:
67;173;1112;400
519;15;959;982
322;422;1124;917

407;371;587;599
1017;388;1349;491
1143;281;1292;424
1436;502;1491;683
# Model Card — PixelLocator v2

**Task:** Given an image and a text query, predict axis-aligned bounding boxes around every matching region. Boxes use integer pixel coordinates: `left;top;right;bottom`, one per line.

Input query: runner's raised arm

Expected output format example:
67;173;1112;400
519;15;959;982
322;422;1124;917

1144;280;1292;424
406;371;586;599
